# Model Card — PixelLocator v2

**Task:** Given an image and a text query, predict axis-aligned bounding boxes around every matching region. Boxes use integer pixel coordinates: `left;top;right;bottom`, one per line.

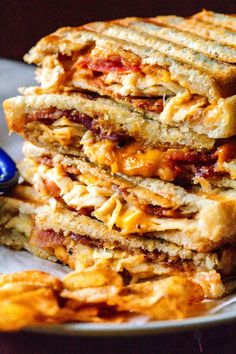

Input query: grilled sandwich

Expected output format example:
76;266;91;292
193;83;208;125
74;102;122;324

2;10;236;302
22;10;236;122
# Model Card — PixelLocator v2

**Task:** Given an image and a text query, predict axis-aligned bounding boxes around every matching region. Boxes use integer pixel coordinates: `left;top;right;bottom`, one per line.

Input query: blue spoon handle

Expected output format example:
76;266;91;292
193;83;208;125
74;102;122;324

0;148;19;193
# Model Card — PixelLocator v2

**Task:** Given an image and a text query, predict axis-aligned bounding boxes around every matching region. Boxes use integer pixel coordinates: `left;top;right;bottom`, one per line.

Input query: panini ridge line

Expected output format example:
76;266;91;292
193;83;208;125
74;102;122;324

193;10;236;32
141;17;236;64
164;17;236;48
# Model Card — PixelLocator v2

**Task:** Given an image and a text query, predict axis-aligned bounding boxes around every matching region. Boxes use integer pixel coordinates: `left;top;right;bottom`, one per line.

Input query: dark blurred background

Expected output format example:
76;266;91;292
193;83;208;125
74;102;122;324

1;0;236;60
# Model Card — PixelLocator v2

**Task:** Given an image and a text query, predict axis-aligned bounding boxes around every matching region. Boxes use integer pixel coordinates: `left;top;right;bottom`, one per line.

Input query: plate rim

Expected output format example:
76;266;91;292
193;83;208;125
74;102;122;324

25;309;236;337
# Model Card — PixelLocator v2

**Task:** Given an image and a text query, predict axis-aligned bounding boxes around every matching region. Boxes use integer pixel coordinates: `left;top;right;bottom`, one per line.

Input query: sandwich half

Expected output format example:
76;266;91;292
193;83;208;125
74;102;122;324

1;183;236;299
4;92;236;189
4;11;236;188
21;10;236;134
16;142;236;254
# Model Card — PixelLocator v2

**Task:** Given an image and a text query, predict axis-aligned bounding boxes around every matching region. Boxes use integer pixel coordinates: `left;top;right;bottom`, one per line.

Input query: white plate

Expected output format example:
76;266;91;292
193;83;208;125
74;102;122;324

1;58;236;336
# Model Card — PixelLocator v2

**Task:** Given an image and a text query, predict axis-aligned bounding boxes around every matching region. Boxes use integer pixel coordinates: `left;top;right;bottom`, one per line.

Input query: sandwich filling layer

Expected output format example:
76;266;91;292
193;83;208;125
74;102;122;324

22;107;236;182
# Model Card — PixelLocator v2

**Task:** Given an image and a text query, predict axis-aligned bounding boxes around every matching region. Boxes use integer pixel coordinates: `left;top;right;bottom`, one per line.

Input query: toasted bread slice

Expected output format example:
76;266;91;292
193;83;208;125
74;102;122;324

137;17;236;64
153;16;236;48
86;19;236;74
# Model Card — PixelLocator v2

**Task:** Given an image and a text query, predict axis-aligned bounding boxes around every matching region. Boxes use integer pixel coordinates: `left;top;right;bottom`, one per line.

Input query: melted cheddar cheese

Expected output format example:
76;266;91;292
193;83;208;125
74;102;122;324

81;131;181;181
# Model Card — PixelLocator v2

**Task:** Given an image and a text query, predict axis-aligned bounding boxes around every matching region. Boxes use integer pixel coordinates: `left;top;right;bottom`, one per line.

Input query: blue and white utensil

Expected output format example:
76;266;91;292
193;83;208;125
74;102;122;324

0;148;19;193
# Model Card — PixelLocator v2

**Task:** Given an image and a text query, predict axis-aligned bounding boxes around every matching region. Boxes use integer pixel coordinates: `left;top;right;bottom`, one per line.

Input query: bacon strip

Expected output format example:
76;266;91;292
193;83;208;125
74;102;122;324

79;55;141;73
26;109;133;146
127;97;164;113
30;228;64;248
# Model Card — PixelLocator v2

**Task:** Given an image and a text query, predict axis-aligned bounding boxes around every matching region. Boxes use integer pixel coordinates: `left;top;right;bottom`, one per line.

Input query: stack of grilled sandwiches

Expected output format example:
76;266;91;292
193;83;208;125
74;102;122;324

1;9;236;298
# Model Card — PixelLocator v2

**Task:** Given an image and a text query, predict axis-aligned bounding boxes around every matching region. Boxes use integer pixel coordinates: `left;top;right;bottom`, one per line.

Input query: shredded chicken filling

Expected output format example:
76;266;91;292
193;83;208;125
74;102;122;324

31;161;193;236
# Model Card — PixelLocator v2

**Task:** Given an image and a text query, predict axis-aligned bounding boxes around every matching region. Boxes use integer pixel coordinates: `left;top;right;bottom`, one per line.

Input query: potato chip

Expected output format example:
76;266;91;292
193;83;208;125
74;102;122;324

13;288;59;317
0;302;37;331
193;271;225;299
0;287;59;331
0;271;62;291
0;283;44;300
108;277;204;320
63;267;123;290
52;305;128;323
2;288;58;316
61;285;120;304
51;306;106;323
0;268;206;330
